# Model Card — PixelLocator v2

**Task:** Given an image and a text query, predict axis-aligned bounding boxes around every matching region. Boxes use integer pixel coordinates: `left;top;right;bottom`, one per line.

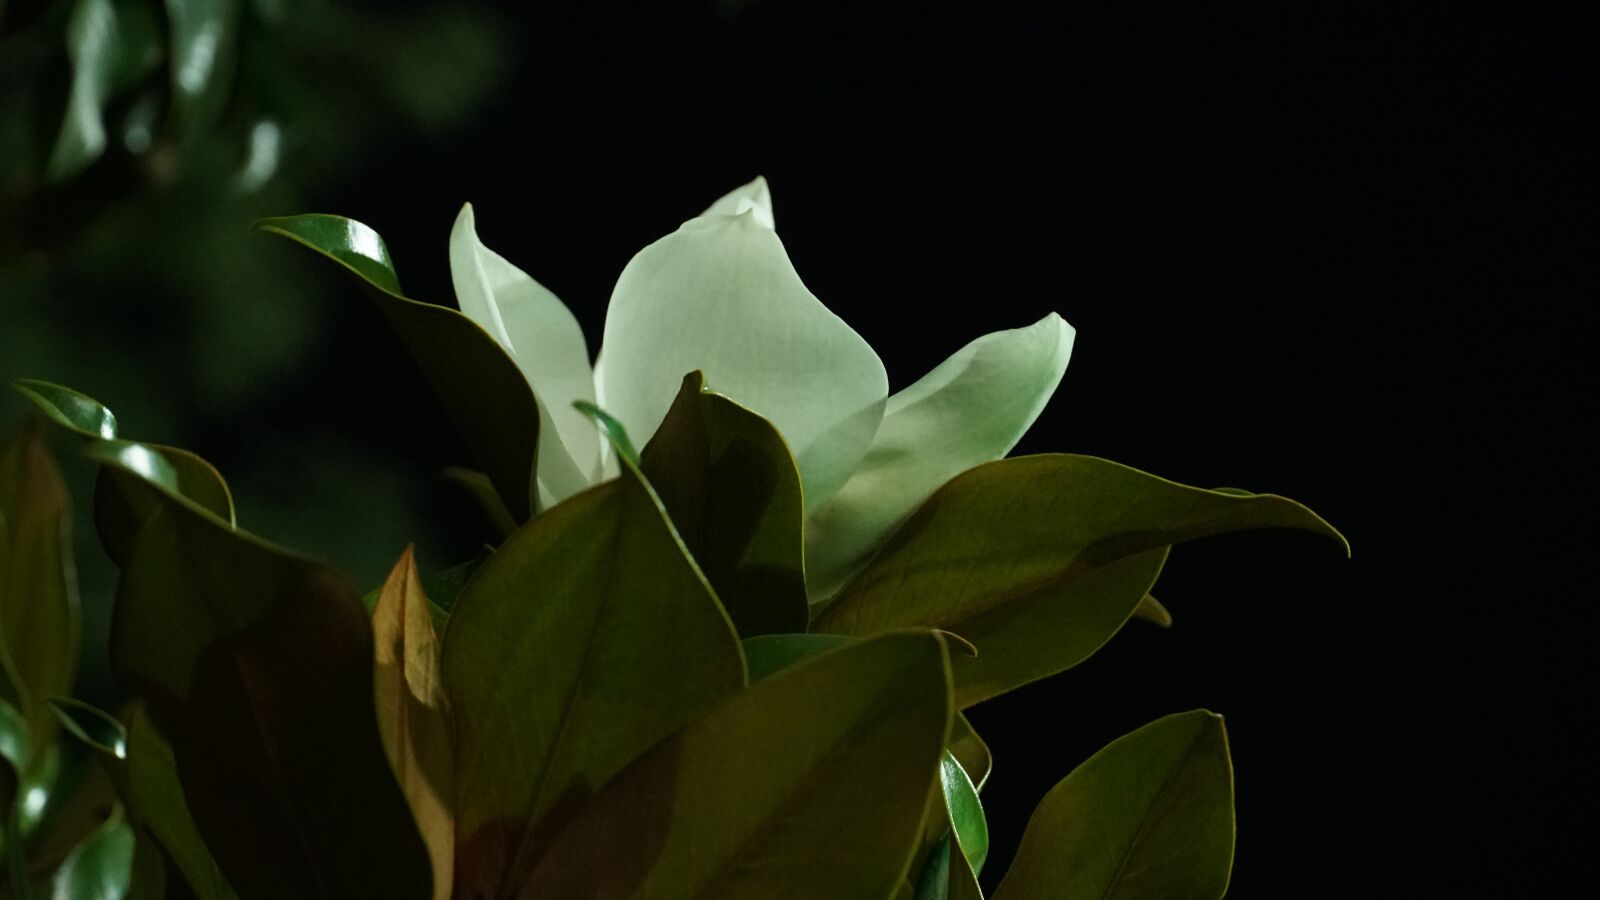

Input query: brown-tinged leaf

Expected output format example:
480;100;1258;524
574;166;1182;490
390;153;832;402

372;546;454;900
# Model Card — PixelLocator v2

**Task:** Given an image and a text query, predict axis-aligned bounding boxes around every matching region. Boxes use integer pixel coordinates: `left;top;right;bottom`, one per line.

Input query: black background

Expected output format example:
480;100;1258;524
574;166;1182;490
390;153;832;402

240;2;1594;895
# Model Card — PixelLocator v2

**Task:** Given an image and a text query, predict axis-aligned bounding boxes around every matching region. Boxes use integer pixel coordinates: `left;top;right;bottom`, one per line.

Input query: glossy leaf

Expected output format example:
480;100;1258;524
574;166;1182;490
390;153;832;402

993;711;1234;900
640;371;809;636
815;455;1347;706
47;0;163;180
49;804;135;900
522;631;954;900
255;214;542;521
92;449;432;899
372;547;453;900
445;460;745;896
941;751;989;876
12;381;118;439
0;417;80;762
914;834;952;900
15;383;237;563
49;699;127;759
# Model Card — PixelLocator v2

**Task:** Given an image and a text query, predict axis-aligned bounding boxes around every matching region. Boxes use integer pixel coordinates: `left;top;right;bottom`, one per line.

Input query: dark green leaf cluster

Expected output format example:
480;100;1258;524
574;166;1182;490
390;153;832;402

0;217;1346;898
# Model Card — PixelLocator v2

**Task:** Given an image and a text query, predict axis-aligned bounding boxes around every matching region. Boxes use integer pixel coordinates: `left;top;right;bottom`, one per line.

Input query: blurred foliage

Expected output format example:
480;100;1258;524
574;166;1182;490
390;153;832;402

0;0;510;701
2;0;508;416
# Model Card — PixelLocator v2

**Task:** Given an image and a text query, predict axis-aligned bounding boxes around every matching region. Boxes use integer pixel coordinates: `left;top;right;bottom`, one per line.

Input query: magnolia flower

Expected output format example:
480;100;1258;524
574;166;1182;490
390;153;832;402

450;177;1074;598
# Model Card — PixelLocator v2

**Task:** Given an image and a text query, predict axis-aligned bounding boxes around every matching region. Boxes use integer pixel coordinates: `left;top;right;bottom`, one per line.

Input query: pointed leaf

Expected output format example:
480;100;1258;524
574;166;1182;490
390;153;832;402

49;699;127;759
255;214;541;521
522;631;953;900
12;381;118;439
948;714;991;792
49;804;134;900
593;189;888;510
0;418;80;762
372;547;453;900
1132;593;1173;627
91;448;432;898
815;455;1347;706
640;371;809;636
941;751;989;875
15;384;236;558
445;460;745;896
993;711;1234;900
807;313;1074;599
441;467;517;538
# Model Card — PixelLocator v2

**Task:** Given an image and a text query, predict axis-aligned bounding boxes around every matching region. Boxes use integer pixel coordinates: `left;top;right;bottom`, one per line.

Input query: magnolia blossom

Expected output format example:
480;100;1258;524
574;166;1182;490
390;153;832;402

450;177;1074;598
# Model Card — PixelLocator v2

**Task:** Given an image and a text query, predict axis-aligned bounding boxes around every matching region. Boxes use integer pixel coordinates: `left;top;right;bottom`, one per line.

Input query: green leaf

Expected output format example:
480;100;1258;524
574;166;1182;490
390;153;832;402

574;400;640;468
91;449;432;898
88;441;234;569
523;631;954;899
118;707;235;900
441;467;517;538
1132;593;1172;627
371;547;453;900
48;0;163;181
0;417;80;763
11;380;118;439
255;214;542;521
49;804;135;900
948;714;991;792
941;750;989;876
49;698;127;759
15;384;236;563
993;711;1234;900
914;833;952;900
640;371;809;637
815;455;1347;707
444;459;745;896
742;633;852;682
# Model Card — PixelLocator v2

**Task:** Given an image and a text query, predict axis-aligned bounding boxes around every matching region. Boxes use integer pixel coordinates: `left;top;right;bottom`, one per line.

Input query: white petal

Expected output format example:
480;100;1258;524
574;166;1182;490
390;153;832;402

805;313;1076;599
593;204;887;509
701;175;774;229
450;203;600;505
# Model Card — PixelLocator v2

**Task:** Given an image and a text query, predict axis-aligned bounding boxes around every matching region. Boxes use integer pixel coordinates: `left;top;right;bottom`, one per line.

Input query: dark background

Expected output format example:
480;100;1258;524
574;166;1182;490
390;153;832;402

7;1;1596;895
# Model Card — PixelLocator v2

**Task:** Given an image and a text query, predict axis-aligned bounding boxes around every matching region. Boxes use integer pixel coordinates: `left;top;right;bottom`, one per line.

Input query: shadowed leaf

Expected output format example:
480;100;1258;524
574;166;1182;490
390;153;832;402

0;417;80;764
992;711;1234;900
444;460;744;896
89;447;431;899
816;455;1346;706
372;547;454;900
522;631;953;900
640;371;809;637
49;804;135;900
255;214;541;521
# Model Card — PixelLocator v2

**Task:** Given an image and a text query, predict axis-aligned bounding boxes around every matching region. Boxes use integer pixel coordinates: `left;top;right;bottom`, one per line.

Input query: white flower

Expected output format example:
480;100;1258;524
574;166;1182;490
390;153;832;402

450;177;1075;598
